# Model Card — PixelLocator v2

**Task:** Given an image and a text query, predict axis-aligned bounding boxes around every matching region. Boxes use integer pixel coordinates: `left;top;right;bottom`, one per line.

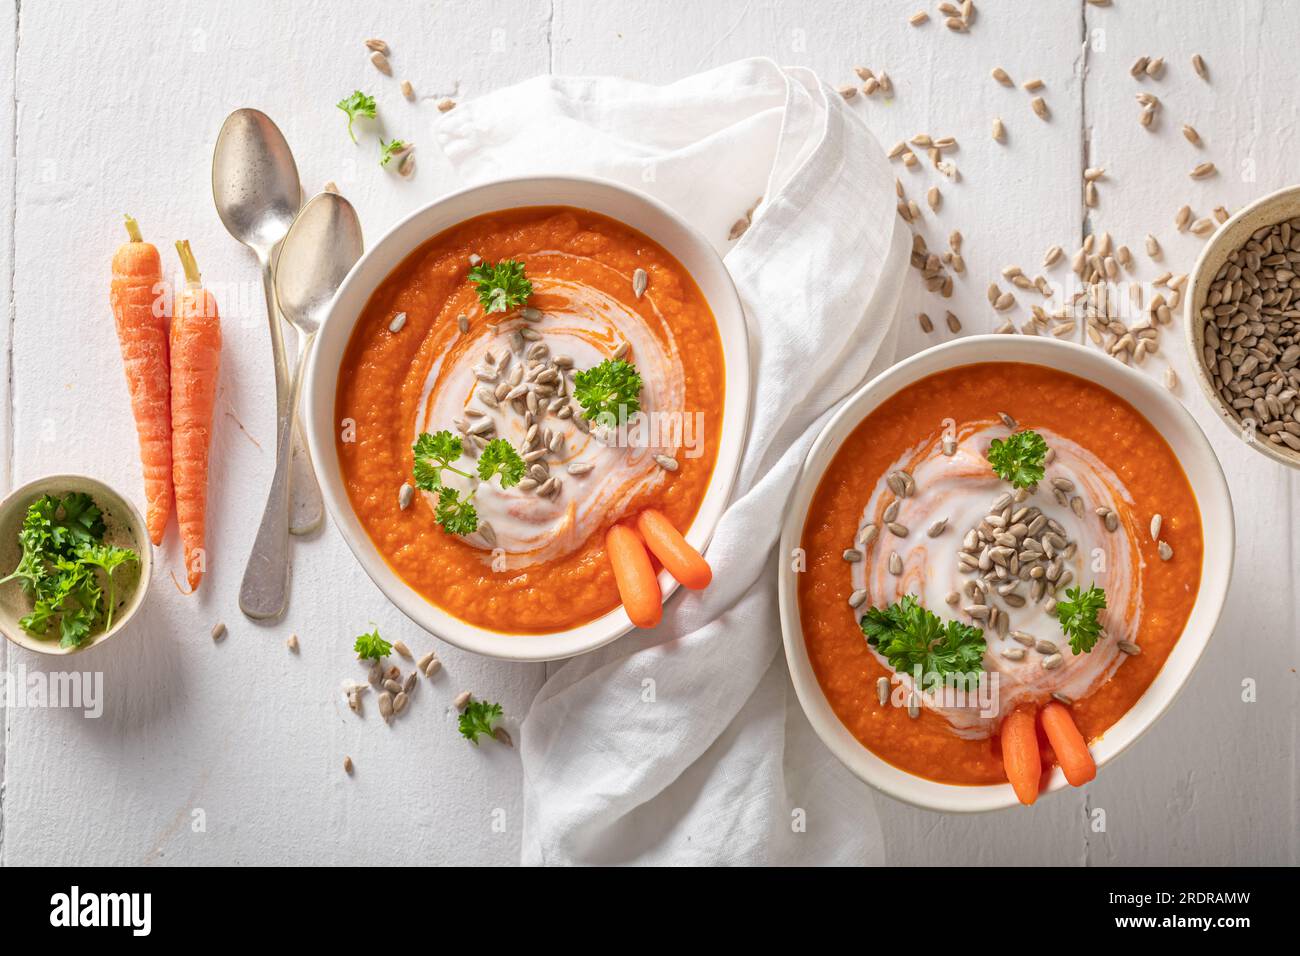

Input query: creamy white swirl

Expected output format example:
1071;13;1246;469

415;255;683;569
851;421;1143;737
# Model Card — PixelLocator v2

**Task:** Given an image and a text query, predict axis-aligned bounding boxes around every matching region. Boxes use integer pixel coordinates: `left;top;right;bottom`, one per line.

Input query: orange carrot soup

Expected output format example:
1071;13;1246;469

797;362;1202;791
336;206;724;633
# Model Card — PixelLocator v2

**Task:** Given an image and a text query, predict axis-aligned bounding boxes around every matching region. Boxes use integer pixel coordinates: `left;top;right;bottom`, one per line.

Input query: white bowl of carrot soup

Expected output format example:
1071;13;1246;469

778;335;1234;811
304;176;750;661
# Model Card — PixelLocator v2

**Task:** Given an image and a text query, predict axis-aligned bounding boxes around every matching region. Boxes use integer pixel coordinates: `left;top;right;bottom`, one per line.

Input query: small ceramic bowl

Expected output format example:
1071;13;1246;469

0;474;152;655
1185;182;1300;469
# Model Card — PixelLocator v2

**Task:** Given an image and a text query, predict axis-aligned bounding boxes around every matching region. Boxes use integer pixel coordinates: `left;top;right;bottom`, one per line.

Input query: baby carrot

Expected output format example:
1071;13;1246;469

110;215;172;545
635;509;712;590
1000;704;1042;806
1040;701;1097;786
171;241;222;592
605;523;662;629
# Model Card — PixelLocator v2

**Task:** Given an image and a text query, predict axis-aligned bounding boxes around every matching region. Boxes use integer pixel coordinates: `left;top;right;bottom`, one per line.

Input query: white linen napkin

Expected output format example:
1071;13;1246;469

437;58;908;865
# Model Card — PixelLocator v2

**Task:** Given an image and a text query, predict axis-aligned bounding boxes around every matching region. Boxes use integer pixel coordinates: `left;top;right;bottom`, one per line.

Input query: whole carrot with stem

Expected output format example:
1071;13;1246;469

110;215;172;544
171;240;222;591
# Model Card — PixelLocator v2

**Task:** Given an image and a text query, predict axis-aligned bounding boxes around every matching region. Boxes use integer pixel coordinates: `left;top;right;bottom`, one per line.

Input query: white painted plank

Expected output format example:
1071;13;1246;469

2;0;552;866
0;0;16;866
1078;0;1297;866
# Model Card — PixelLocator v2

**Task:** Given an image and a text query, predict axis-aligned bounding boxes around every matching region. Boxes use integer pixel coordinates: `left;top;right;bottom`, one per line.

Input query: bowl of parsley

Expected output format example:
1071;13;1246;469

0;474;150;655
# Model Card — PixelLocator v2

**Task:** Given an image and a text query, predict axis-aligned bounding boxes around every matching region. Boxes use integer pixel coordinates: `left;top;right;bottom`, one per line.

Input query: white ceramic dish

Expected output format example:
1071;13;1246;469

304;175;750;662
777;335;1234;812
1185;182;1300;469
0;474;152;656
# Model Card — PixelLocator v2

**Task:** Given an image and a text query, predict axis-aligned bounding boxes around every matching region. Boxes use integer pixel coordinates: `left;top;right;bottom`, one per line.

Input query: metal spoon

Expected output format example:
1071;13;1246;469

212;108;324;536
239;192;363;620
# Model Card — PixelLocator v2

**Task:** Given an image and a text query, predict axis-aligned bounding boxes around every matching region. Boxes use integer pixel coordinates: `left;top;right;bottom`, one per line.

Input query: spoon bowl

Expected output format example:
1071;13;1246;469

275;192;366;337
212;109;301;252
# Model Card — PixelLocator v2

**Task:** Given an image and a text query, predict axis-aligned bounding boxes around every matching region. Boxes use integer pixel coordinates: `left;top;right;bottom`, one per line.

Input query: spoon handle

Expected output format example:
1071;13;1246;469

261;255;325;535
239;333;315;619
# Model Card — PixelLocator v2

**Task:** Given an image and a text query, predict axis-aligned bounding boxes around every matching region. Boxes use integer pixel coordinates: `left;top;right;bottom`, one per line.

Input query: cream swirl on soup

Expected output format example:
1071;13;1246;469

849;420;1142;738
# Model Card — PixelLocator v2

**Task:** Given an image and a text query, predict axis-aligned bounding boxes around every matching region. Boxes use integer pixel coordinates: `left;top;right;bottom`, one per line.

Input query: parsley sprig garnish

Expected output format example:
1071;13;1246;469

458;699;505;745
379;138;407;167
0;493;138;647
336;90;377;144
987;429;1049;489
1057;584;1108;654
468;259;532;313
573;358;643;422
860;595;986;678
353;628;392;661
411;431;526;535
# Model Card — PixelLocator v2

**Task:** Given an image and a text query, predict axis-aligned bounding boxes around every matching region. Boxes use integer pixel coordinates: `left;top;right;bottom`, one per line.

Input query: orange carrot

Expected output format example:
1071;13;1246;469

170;240;222;591
1000;704;1042;806
635;509;712;590
1040;701;1097;786
605;523;662;628
110;215;172;545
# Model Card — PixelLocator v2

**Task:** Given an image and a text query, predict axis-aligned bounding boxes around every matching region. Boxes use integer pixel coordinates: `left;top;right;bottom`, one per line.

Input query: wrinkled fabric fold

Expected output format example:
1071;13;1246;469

437;58;908;865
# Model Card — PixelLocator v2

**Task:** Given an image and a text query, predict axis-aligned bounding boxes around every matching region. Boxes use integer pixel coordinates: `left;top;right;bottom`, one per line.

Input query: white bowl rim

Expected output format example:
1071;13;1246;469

776;334;1235;813
0;472;154;656
303;174;751;662
1183;181;1300;470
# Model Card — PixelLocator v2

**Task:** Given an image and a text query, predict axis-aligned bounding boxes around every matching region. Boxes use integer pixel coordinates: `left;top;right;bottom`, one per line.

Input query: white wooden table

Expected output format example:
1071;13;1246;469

0;0;1294;866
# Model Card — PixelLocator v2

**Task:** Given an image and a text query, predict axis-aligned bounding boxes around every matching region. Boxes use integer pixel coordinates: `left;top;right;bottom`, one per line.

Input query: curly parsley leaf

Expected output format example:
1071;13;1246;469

379;138;407;167
1057;584;1108;654
987;429;1049;489
458;699;504;745
336;90;376;144
476;439;525;489
573;358;643;422
860;595;986;678
353;628;392;661
435;487;479;536
468;259;532;313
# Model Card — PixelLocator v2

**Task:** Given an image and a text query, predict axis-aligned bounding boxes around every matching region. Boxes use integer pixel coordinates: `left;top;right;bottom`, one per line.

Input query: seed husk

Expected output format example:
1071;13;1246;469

344;755;354;775
992;117;1006;142
1030;96;1049;120
378;691;394;721
1117;640;1141;656
946;311;962;333
1145;56;1165;78
991;66;1013;86
632;267;648;298
1182;124;1202;146
1192;53;1208;80
917;311;934;333
1190;162;1217;180
888;552;903;575
909;10;929;25
848;589;868;609
1041;652;1063;671
454;690;472;710
400;79;415;100
927;186;941;212
370;51;392;75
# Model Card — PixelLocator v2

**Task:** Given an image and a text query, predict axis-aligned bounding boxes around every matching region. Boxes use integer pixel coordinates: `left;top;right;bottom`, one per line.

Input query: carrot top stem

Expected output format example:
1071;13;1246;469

175;239;202;287
123;214;143;243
